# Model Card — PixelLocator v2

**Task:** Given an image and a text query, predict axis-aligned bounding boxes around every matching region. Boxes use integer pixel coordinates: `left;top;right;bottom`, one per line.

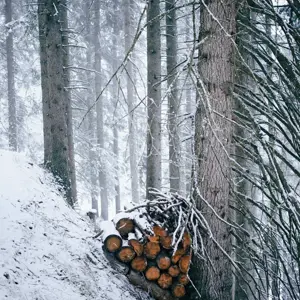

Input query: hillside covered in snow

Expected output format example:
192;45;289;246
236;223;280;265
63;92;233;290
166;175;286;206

0;150;150;300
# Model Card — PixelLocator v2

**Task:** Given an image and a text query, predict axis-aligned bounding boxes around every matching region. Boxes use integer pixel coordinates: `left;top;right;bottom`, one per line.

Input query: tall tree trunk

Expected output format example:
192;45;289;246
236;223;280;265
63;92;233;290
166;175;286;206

5;0;17;151
146;0;162;200
38;1;51;166
233;5;256;300
61;0;77;205
125;0;140;204
85;1;98;216
112;1;121;213
94;0;108;220
38;0;74;207
166;0;180;193
190;1;236;299
185;16;193;197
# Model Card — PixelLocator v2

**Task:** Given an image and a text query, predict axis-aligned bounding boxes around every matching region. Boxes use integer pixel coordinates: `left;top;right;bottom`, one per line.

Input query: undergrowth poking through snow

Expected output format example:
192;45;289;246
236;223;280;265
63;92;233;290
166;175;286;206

0;150;150;300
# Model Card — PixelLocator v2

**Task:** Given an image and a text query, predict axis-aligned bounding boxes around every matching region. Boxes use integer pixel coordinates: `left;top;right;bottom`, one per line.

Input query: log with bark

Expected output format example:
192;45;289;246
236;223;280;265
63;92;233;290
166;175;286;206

145;266;161;281
177;273;189;285
153;225;168;237
100;220;123;253
160;235;172;249
178;254;191;274
144;241;161;259
172;283;186;298
131;256;147;272
168;265;180;277
171;247;186;264
128;233;144;256
157;273;173;289
156;253;171;270
116;245;136;263
115;217;134;237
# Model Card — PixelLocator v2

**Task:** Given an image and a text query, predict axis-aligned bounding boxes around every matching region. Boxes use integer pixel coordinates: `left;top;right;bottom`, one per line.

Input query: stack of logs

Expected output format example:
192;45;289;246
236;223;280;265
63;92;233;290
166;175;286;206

101;216;192;299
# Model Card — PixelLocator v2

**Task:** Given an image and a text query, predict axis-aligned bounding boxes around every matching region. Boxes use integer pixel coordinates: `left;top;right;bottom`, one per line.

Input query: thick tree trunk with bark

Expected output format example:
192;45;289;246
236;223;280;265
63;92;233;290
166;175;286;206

190;1;236;299
85;1;98;216
112;2;121;213
146;0;162;200
94;0;108;220
38;2;51;166
38;0;75;207
61;0;77;205
184;17;193;197
5;0;17;151
124;0;140;204
166;0;180;193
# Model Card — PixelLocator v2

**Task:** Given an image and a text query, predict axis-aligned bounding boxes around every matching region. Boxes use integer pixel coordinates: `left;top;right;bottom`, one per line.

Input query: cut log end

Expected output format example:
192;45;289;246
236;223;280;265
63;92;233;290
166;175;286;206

104;235;122;253
182;231;192;251
172;283;186;298
157;273;172;289
160;235;172;249
171;248;186;264
179;255;191;274
117;246;136;263
128;239;144;256
145;266;161;281
144;242;161;259
153;225;168;237
148;235;160;243
116;218;134;237
168;265;180;277
131;256;147;272
156;254;171;270
178;273;190;285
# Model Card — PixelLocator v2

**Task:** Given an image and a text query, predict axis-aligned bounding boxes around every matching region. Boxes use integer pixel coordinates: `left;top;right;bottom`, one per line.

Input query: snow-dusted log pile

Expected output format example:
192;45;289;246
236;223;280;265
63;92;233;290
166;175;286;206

99;194;195;299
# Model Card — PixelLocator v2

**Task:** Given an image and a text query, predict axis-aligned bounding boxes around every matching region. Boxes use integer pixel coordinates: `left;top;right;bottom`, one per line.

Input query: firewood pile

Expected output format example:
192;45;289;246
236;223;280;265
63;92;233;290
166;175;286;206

96;190;214;299
100;211;193;299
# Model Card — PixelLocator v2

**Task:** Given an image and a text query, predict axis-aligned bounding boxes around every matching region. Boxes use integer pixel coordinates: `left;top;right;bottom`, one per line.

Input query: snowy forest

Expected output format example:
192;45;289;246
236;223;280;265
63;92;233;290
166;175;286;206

1;0;300;299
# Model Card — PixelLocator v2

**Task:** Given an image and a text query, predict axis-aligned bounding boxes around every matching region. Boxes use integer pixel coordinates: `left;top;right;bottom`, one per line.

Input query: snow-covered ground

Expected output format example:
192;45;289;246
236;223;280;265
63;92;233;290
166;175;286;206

0;150;148;300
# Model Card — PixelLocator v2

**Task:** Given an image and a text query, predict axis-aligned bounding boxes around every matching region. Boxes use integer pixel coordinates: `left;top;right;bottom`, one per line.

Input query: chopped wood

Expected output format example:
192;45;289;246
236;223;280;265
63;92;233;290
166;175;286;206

153;225;168;237
160;235;172;249
148;235;160;243
131;256;147;272
144;241;161;259
100;220;123;253
157;273;173;289
171;248;186;264
168;265;180;277
178;273;189;285
156;253;171;270
145;266;161;281
127;270;174;300
182;231;192;251
179;254;191;274
115;218;134;237
172;283;186;298
116;246;136;263
128;239;144;256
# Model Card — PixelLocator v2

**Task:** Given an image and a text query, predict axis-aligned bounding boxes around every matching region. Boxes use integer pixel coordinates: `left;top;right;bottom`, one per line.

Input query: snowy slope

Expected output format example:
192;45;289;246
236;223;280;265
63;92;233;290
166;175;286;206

0;150;149;300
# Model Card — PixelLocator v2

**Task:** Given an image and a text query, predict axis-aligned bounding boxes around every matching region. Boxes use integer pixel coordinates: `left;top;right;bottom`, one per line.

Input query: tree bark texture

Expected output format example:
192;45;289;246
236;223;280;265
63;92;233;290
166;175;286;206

125;0;140;204
166;0;180;193
85;1;99;217
94;0;108;220
190;1;236;299
61;0;77;205
112;1;121;213
5;0;18;151
38;0;75;207
146;0;162;200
